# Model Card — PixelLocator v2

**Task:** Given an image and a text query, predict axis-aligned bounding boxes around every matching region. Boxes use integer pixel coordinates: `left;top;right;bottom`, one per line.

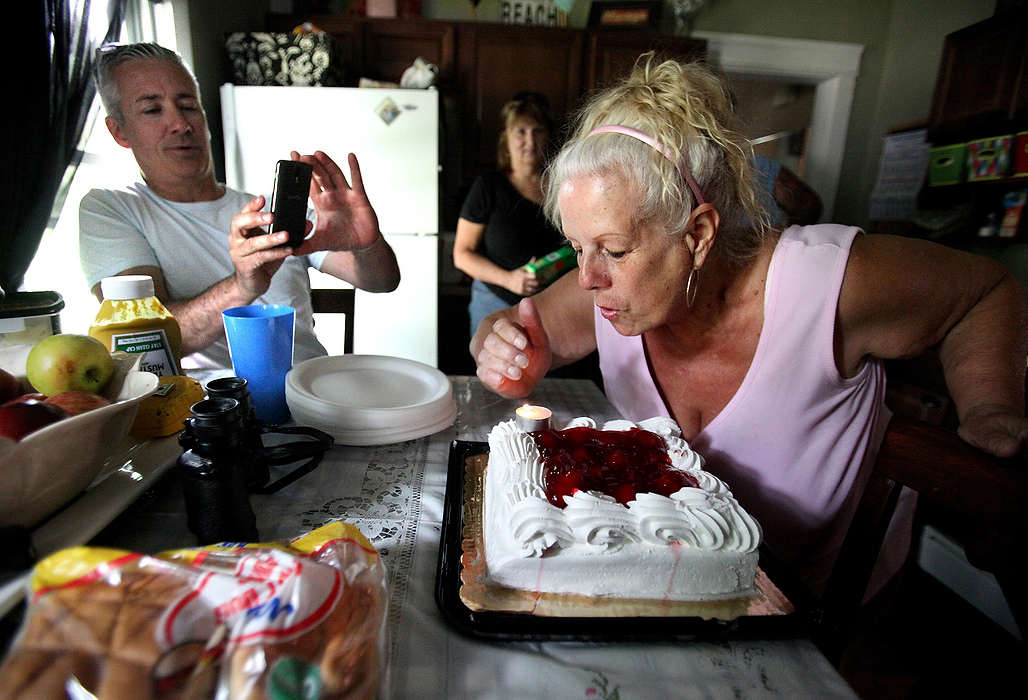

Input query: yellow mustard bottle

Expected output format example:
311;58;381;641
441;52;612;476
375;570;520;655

88;275;183;377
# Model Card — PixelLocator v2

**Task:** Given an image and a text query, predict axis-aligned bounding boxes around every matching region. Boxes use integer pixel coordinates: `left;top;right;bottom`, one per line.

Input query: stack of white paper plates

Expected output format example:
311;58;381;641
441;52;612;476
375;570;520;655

285;355;456;445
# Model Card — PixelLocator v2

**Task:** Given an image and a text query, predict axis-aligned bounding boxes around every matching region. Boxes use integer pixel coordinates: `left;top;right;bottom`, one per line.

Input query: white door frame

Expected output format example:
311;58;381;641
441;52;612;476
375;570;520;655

694;31;864;220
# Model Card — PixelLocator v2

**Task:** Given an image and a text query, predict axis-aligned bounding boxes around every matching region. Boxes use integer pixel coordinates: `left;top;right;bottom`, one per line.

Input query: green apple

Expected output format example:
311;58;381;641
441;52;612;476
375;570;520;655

25;334;115;397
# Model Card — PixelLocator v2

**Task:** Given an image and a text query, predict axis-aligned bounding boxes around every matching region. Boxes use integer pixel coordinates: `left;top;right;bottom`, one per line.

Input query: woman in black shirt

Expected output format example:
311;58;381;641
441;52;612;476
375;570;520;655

454;92;566;333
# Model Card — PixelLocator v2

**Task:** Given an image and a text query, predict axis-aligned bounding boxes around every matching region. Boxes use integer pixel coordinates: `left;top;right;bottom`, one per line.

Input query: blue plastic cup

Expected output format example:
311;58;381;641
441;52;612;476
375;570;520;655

222;304;295;424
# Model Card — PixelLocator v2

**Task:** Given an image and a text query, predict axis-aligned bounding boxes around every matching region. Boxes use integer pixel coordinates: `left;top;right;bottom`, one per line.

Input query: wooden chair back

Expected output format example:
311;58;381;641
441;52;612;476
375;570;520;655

816;413;1027;662
310;287;355;354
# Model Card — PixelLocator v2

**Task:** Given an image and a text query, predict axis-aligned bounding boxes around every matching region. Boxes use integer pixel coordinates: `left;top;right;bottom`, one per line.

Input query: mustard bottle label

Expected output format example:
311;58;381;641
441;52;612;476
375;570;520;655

110;329;180;377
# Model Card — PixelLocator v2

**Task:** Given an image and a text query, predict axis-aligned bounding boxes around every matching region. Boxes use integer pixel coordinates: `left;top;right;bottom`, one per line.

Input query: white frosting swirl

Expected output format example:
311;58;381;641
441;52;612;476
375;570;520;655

563;490;640;552
600;419;638;432
563;416;597;429
508;498;574;556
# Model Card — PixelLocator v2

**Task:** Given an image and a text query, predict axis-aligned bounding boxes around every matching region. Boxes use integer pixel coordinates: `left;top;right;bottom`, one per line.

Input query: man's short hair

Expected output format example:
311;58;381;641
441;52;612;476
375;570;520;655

95;42;200;123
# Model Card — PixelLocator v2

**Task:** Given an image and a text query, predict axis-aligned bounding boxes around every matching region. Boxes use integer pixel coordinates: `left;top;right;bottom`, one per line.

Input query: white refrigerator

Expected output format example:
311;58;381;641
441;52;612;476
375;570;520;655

220;85;439;366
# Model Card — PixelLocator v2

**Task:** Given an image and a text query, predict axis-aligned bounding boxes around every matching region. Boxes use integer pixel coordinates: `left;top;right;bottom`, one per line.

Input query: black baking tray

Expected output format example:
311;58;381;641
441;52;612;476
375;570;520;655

435;439;822;642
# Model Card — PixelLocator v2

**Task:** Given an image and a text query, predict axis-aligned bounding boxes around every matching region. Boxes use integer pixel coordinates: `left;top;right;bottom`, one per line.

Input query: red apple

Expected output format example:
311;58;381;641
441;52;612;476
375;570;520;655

3;393;46;405
0;400;69;441
44;390;111;416
0;368;24;404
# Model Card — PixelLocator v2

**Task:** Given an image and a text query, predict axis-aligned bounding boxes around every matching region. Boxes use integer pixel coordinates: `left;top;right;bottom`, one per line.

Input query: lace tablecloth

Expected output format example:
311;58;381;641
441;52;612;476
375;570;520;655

91;377;857;699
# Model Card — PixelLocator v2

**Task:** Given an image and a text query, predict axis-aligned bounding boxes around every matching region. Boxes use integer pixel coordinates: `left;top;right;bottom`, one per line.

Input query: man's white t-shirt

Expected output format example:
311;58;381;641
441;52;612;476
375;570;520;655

79;183;329;386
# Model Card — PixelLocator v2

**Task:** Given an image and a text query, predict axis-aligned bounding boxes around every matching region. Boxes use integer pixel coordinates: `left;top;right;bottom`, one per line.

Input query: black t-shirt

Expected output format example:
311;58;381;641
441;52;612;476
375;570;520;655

459;171;566;305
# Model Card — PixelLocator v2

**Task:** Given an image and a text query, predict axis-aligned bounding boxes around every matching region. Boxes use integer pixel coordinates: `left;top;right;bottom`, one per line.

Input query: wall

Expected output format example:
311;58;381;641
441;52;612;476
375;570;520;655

691;0;994;229
183;0;271;181
186;0;996;229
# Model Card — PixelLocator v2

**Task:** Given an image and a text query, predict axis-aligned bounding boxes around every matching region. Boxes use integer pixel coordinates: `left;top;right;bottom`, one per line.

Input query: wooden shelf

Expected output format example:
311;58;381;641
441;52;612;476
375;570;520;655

925;176;1028;191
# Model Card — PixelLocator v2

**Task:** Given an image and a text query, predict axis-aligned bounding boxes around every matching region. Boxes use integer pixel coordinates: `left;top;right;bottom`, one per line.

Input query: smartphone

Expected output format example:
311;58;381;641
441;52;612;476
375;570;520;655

269;159;313;248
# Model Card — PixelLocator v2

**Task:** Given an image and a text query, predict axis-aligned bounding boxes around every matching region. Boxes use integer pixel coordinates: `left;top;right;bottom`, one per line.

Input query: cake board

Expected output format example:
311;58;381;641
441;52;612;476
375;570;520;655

435;440;821;642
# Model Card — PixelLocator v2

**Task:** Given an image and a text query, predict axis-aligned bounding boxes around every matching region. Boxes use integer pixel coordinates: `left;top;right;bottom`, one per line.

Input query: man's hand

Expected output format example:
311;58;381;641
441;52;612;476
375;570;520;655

229;194;293;300
291;151;382;252
474;299;552;399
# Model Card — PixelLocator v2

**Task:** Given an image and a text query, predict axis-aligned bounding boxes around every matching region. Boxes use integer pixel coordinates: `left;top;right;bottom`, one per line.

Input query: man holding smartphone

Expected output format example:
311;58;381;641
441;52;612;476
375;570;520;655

79;43;400;383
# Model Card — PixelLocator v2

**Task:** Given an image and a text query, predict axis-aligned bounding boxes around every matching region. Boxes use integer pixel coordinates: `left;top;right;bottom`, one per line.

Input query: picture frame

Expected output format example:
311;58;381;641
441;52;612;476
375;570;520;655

587;1;663;30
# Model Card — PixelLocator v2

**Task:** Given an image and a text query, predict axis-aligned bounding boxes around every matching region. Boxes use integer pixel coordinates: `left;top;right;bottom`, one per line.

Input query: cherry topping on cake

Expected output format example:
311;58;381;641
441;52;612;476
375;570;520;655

533;426;699;507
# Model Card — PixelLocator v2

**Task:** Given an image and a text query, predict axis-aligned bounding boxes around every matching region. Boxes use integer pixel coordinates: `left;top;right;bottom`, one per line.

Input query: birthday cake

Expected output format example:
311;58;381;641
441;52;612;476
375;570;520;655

483;416;762;601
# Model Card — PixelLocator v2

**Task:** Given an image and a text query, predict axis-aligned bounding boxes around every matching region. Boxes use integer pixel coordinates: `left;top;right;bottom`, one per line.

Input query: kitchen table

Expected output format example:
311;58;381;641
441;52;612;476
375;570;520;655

48;377;858;699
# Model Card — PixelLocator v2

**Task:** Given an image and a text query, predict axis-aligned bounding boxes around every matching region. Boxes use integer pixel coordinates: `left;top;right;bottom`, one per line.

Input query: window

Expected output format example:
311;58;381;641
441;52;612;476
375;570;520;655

22;0;180;335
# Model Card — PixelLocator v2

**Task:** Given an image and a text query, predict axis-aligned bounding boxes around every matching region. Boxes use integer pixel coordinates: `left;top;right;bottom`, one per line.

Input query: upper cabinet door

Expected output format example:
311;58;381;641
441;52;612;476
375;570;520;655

585;31;707;92
360;18;456;84
929;10;1028;141
457;24;584;174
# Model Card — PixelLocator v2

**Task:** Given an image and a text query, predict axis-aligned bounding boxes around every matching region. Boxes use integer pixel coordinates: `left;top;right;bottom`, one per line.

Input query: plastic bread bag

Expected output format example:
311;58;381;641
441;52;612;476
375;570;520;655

0;522;387;700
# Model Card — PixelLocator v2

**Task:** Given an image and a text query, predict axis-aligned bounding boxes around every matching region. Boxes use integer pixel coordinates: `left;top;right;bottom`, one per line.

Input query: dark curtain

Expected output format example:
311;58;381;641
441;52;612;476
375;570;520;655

1;0;126;294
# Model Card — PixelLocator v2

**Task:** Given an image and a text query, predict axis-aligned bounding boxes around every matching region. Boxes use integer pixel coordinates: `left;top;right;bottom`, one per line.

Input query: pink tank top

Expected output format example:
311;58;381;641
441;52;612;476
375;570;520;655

597;225;901;594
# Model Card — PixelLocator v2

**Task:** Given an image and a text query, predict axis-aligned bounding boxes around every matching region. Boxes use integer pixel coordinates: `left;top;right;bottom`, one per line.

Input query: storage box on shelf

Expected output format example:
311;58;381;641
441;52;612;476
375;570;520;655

1014;131;1028;177
928;143;966;186
967;135;1014;181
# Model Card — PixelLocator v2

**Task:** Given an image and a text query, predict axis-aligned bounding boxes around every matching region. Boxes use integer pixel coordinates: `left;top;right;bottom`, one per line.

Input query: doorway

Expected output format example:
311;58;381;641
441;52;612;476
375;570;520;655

695;30;864;220
730;76;817;179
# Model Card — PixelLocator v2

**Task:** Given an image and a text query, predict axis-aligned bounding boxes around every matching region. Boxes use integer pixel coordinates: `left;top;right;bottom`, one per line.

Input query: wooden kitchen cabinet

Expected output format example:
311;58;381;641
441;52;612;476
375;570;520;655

456;23;584;175
457;26;705;174
928;7;1028;143
358;18;456;84
585;30;706;91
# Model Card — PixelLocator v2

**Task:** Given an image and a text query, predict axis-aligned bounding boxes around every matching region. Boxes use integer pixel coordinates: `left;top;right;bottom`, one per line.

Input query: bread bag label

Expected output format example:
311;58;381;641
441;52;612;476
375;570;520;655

157;547;342;650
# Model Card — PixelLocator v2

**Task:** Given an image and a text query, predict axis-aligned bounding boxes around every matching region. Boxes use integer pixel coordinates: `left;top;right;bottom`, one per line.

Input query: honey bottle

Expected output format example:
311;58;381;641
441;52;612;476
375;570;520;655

88;275;183;377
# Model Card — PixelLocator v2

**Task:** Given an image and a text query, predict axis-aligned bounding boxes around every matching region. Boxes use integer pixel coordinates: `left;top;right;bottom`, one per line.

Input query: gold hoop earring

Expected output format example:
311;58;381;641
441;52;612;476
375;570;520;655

686;267;699;308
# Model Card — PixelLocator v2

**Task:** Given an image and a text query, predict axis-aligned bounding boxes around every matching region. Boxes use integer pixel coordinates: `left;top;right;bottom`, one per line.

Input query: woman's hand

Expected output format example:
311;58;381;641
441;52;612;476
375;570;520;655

506;265;541;296
453;219;543;297
957;404;1028;459
474;299;552;399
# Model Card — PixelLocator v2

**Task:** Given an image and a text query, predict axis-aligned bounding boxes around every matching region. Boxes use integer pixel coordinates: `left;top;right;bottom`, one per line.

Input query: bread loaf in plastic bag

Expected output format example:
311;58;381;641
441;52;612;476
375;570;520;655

0;522;386;699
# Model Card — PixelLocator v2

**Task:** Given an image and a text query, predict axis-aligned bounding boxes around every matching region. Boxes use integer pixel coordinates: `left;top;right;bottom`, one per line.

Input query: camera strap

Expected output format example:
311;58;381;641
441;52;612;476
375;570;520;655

250;423;335;494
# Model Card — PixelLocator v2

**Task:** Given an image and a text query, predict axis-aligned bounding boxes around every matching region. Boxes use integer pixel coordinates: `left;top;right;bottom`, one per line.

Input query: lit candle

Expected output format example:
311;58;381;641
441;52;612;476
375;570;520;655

515;404;552;432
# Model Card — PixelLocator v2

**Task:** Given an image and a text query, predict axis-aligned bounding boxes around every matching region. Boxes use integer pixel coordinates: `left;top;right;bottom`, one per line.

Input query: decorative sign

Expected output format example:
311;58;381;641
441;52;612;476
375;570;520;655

587;1;663;29
500;1;569;27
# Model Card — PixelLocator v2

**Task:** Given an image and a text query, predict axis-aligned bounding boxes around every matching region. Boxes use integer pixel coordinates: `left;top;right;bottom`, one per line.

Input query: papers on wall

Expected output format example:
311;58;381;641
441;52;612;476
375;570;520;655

869;128;930;221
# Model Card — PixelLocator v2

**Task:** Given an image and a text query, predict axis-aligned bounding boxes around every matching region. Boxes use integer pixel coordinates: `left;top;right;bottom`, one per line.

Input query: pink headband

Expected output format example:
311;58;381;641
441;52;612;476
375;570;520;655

586;125;706;205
